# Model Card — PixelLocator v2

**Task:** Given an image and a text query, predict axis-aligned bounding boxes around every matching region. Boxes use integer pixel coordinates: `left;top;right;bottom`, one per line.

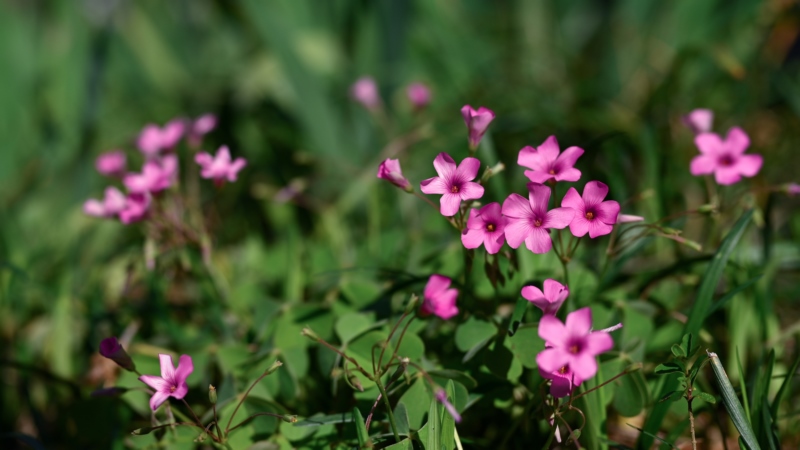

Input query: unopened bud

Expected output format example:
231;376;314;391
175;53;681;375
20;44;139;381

389;358;409;381
480;162;505;183
282;415;298;423
404;294;420;315
350;376;364;392
266;360;283;375
301;327;320;341
132;427;156;436
683;239;702;252
99;337;137;372
660;227;681;235
208;385;217;404
698;203;717;214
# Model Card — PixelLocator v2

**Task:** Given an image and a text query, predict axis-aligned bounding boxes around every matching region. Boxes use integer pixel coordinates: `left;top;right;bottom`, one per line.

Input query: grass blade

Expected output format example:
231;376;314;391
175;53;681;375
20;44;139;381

736;347;752;423
707;351;761;450
353;407;369;447
770;347;800;418
705;275;762;318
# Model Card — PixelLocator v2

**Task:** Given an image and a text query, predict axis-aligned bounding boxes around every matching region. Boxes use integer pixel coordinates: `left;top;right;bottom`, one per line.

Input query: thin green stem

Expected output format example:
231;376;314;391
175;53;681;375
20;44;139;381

225;369;276;433
228;412;288;433
375;377;401;443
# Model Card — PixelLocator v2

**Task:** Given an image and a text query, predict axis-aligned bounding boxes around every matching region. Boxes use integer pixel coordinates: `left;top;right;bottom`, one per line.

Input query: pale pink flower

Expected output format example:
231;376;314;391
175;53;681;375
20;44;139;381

690;127;762;185
561;181;620;238
501;183;574;254
683;109;714;134
138;354;194;411
435;389;462;423
188;114;217;147
420;274;458;320
195;146;247;184
536;307;614;398
124;155;178;194
351;77;380;110
517;136;583;184
83;187;127;218
407;83;431;109
521;279;568;315
617;214;644;223
420;153;484;216
119;193;151;224
461;202;506;254
137;119;186;157
95;150;126;177
787;183;800;196
461;105;495;149
377;158;412;192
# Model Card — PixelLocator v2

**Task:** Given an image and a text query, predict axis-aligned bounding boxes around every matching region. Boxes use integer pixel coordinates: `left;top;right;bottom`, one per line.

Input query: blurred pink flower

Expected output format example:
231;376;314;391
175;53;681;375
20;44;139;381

420;153;484;216
787;183;800;196
188;114;217;147
521;279;568;316
561;181;620;238
195;145;247;184
435;389;462;423
351;77;380;110
690;127;762;185
137;119;186;157
420;274;458;320
119;193;151;224
517;136;583;184
461;202;507;254
407;82;431;109
95;150;126;177
460;105;495;149
501;183;574;254
99;337;136;372
124;156;178;194
617;213;644;223
536;307;614;398
683;109;714;134
83;187;127;218
138;354;194;411
377;158;412;192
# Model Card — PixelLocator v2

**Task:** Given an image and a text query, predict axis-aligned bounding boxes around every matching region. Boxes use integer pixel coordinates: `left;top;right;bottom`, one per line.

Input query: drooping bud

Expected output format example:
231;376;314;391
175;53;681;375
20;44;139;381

132;427;156;436
282;415;298;423
350;376;364;392
266;360;283;375
461;105;495;151
99;337;137;372
301;327;320;341
377;159;413;193
208;385;217;404
404;294;420;315
480;162;505;184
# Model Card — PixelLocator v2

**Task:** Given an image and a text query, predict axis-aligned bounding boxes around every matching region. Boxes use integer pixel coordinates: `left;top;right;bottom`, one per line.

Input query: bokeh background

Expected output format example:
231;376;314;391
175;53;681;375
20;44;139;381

2;0;800;448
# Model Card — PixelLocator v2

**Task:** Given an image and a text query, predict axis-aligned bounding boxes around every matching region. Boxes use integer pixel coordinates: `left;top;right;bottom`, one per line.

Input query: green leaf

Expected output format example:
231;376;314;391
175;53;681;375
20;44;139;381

335;312;375;344
426;370;478;390
384;439;413;449
736;347;752;424
707;351;761;450
752;350;775;441
627;424;678;449
658;390;683;403
426;397;441;450
440;381;456;450
614;369;649;417
352;407;369;447
705;275;762;318
294;413;353;427
679;334;697;357
398;379;432;430
771;350;800;418
507;325;544;369
394;402;410;436
693;390;716;404
507;296;528;336
654;362;684;375
671;344;687;359
454;317;496;352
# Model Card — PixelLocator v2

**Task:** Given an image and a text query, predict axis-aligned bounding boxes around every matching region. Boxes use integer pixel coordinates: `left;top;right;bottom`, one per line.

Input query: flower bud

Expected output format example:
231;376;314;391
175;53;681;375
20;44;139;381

785;182;800;196
99;337;137;372
404;294;420;315
266;360;283;375
697;203;717;214
461;105;495;150
282;415;298;423
480;162;505;183
351;77;381;110
407;83;431;109
131;427;156;435
95;150;127;177
350;376;364;392
682;109;714;135
208;385;217;404
377;159;413;192
301;327;320;341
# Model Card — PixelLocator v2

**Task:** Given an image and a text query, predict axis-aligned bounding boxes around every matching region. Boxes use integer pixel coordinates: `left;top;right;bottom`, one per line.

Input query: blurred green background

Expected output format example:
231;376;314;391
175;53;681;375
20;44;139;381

2;0;800;448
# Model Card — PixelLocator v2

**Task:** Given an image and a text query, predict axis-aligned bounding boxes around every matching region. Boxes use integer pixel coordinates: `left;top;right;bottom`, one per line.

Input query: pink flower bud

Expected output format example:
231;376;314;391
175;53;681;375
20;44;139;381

95;150;126;177
188;114;217;147
461;105;495;149
786;183;800;196
406;83;431;109
682;109;714;135
350;77;380;110
377;158;412;192
99;337;137;372
617;214;644;223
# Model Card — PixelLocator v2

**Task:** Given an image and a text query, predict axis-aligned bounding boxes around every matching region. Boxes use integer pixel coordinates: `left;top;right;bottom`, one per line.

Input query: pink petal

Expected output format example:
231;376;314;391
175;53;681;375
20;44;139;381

694;132;724;155
465;208;482;230
587;220;614;238
527;183;552;216
195;152;213;167
460;105;475;125
585;331;614;355
550;374;574;398
523;170;555;184
227;158;247;182
174;354;194;387
542;279;568;304
554;167;581;183
433;288;459;320
568;215;591;237
617;214;644;223
725;127;750;155
159;354;176;382
517;145;550;171
502;193;533;219
456;157;481;181
420;176;449;195
171;383;188;400
565;307;592;335
582;181;609;207
714;166;742;185
571;353;599;381
483;231;505;254
553;146;584;170
536;347;569;373
560;187;584;211
470;107;495;133
543;207;575;229
458;182;484;202
537;136;561;161
461;229;485;249
734;154;762;177
690;154;717;175
139;374;169;392
479;202;503;222
439;193;463;216
149;390;172;411
525;227;553;254
504;217;532;249
83;199;106;217
521;285;545;302
594;201;620;224
424;275;451;299
683;109;713;134
433;153;457;179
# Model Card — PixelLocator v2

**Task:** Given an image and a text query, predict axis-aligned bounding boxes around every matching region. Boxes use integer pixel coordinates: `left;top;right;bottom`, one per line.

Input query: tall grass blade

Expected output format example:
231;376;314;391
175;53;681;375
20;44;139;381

707;351;761;450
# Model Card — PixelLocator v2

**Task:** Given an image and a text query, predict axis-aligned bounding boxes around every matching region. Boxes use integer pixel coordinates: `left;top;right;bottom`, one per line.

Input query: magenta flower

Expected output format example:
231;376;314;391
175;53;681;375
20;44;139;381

690;127;762;185
119;193;151;224
137;119;186;157
683;109;713;135
517;136;584;184
521;279;568;315
377;158;412;192
461;202;507;254
99;337;137;372
124;155;178;194
536;307;614;398
420;274;458;320
407;83;431;109
138;354;194;411
787;183;800;196
351;77;380;110
561;181;620;238
435;389;462;423
420;153;484;216
461;105;495;149
83;187;127;218
501;183;574;254
188;114;217;147
95;150;126;177
195;145;247;184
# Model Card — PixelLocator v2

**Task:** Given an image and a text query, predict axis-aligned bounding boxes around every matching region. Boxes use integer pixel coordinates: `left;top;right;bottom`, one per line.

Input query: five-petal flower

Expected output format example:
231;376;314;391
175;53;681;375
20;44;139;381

501;183;574;254
517;136;584;184
420;274;459;320
690;127;762;185
137;120;185;158
195;146;247;184
461;202;507;254
420;153;484;216
561;181;620;238
138;354;194;411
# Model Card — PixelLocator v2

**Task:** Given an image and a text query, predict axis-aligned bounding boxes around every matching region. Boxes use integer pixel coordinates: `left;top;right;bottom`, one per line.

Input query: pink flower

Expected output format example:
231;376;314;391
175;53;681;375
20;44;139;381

521;279;568;315
536;307;614;398
407;83;431;109
377;158;412;192
435;389;462;423
561;181;620;238
461;105;495;149
351;77;380;110
137;119;186;157
188;114;217;147
461;202;507;254
99;337;136;372
420;153;484;216
95;150;126;177
690;127;762;185
501;183;575;254
420;274;458;320
138;354;194;411
83;187;127;218
517;136;584;184
683;109;714;134
119;193;151;224
124;155;178;194
195;146;247;184
617;213;644;223
787;183;800;196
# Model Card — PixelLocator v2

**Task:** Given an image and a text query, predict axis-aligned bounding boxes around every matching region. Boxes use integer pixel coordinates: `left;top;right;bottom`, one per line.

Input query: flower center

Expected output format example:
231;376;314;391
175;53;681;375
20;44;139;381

549;169;556;175
170;386;177;393
450;185;460;193
570;345;580;354
718;155;734;167
486;223;495;232
559;365;569;374
534;219;543;227
585;211;594;220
